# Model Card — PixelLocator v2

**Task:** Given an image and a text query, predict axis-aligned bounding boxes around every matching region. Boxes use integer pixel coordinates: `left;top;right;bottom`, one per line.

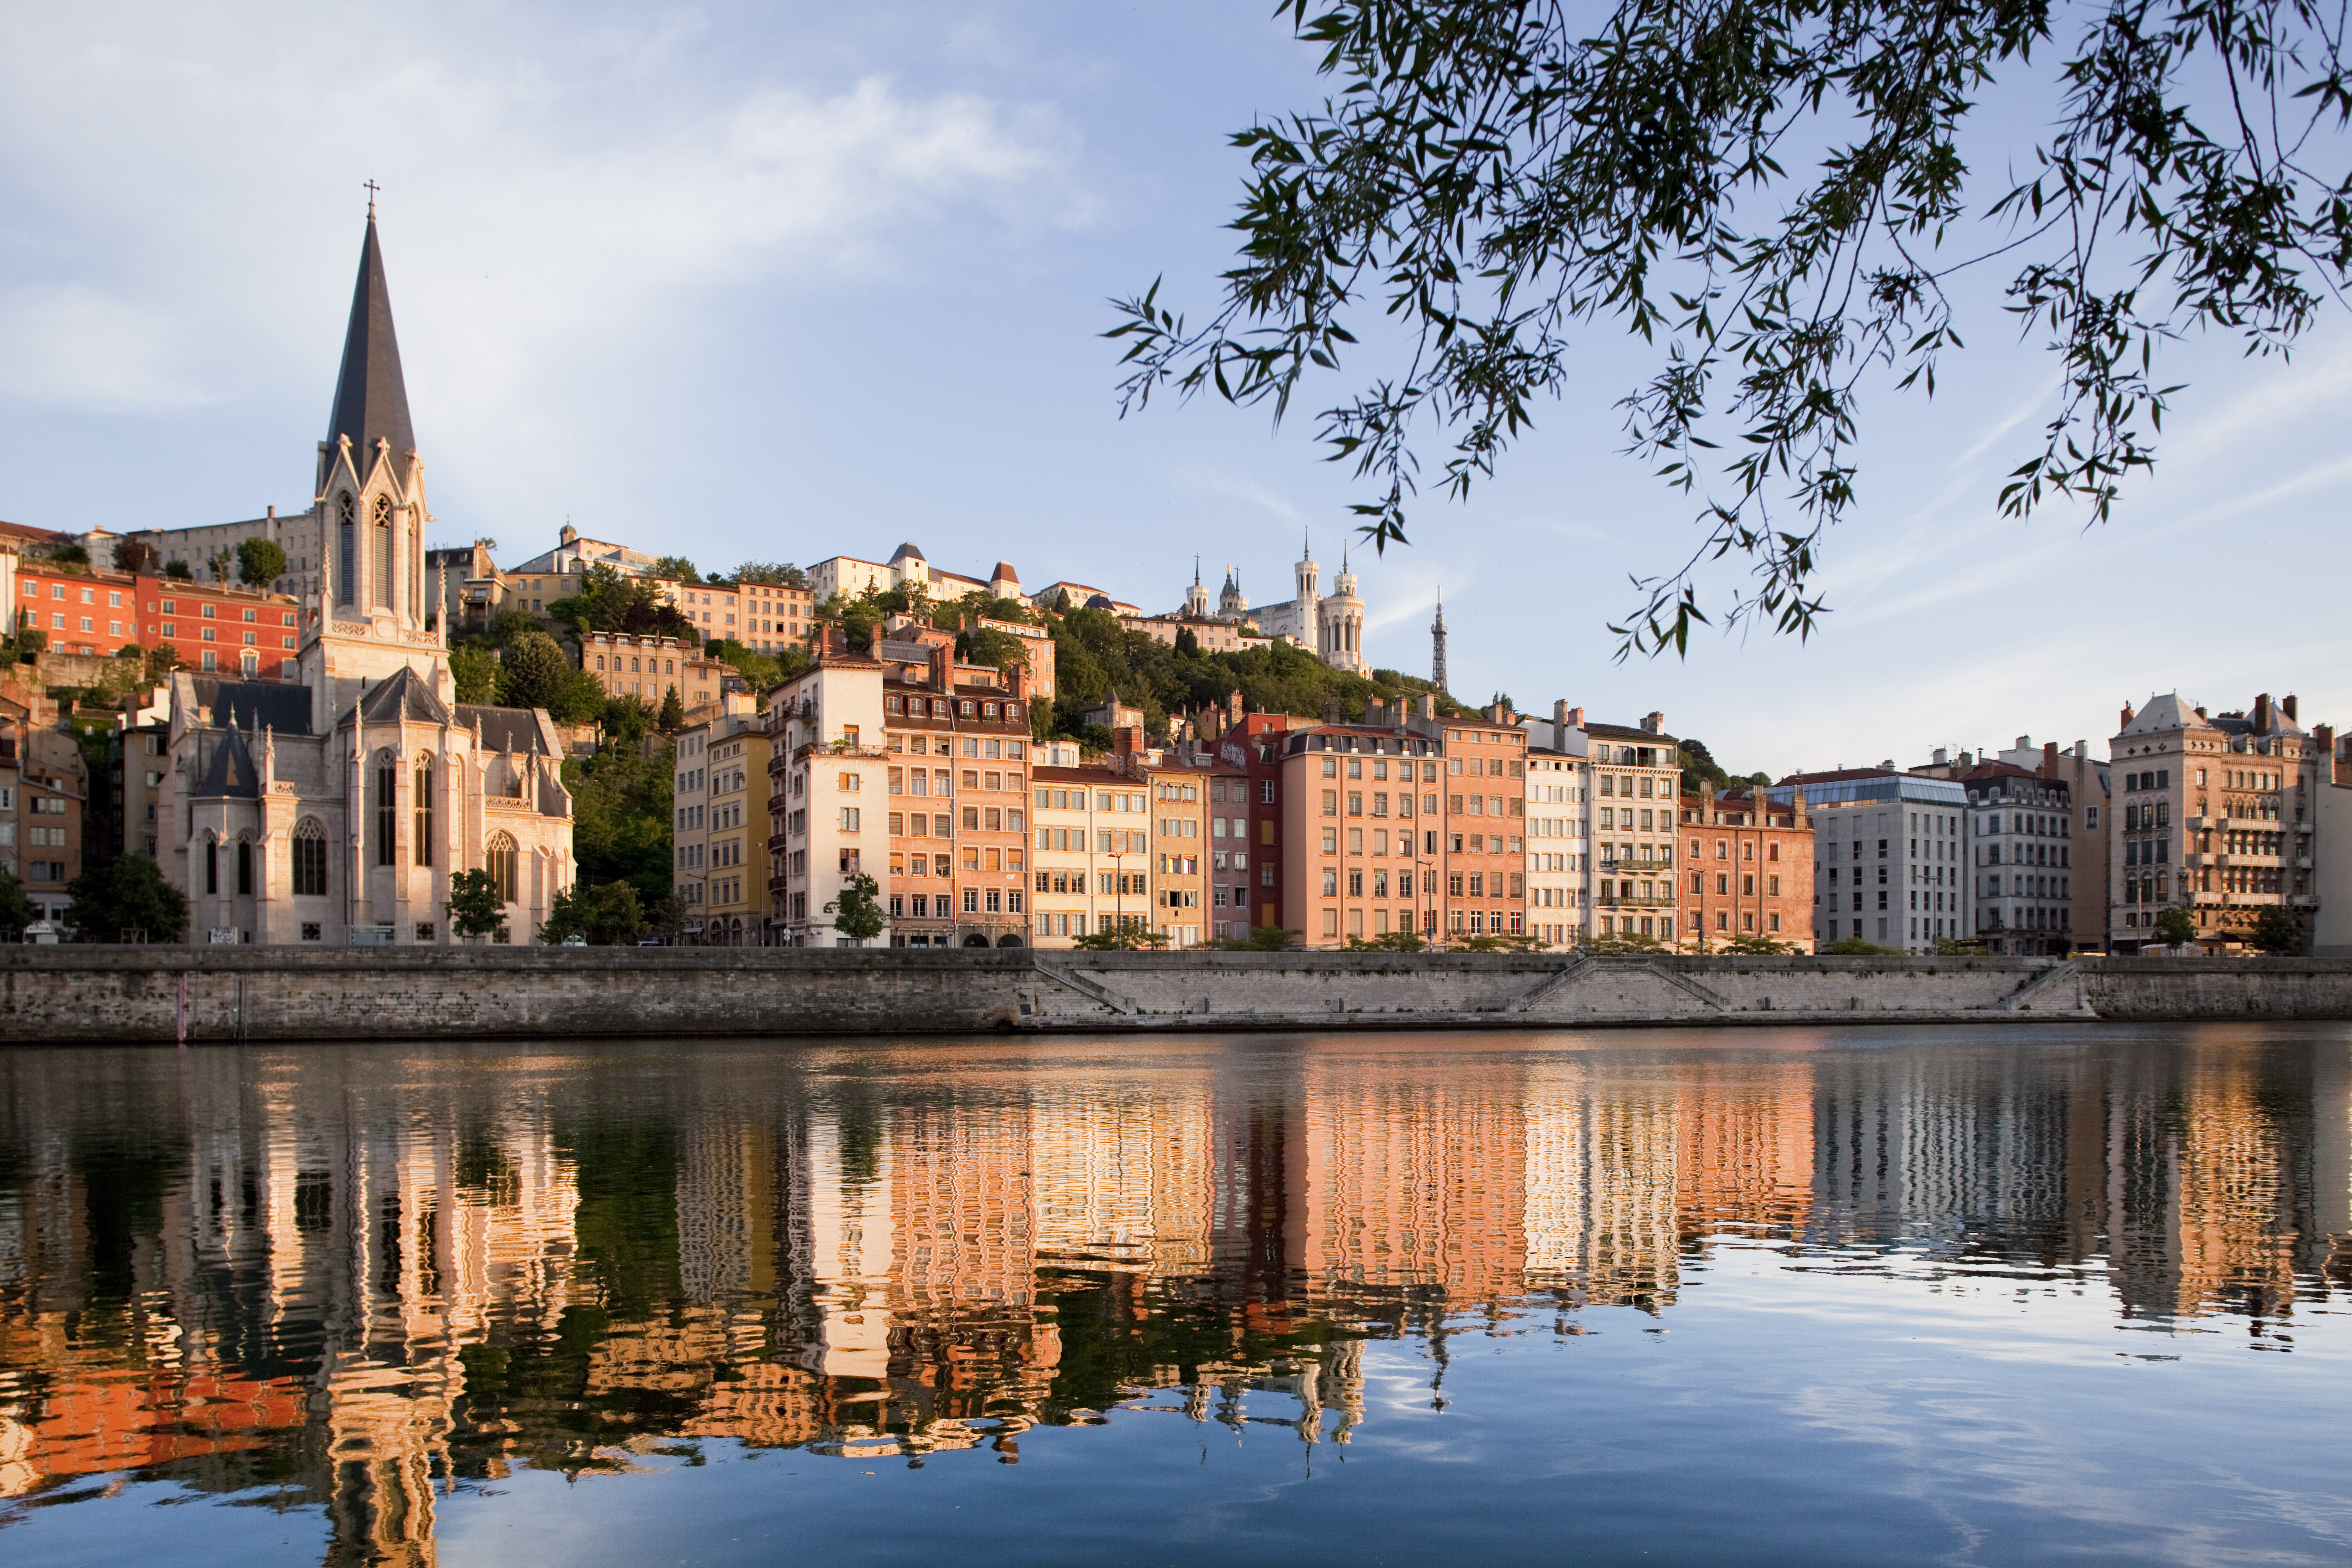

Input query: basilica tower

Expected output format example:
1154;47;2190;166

1320;545;1367;675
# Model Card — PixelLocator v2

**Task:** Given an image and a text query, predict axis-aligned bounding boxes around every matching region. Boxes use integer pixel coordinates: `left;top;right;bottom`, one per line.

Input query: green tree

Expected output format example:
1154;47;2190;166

825;872;887;944
1718;932;1796;955
14;628;46;663
731;561;809;588
548;668;611;725
113;539;158;574
1114;0;2352;657
497;630;572;711
162;559;193;580
657;685;685;732
237;538;288;587
1821;937;1906;957
446;868;508;941
539;880;646;945
64;854;189;942
565;736;675;908
450;645;499;704
2251;905;2301;954
1346;929;1427;951
0;867;34;932
2151;905;2200;946
651;555;701;583
50;543;89;567
1073;925;1172;950
546;563;701;643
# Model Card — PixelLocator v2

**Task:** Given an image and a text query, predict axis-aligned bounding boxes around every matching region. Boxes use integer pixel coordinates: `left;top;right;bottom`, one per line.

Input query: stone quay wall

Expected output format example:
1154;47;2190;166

4;949;2351;1045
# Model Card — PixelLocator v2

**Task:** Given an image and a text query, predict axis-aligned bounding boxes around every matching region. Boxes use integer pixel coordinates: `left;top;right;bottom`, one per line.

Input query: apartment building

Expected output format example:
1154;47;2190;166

676;696;770;943
1214;710;1309;936
580;631;735;711
2109;691;2319;951
1960;764;2074;955
1440;717;1532;941
1770;767;1968;952
2311;725;2352;957
658;577;816;657
1519;704;1594;949
3;716;87;926
765;651;891;946
1585;718;1682;946
1204;764;1261;941
1143;755;1241;948
1028;753;1151;945
1278;722;1447;944
11;562;305;677
1677;786;1815;949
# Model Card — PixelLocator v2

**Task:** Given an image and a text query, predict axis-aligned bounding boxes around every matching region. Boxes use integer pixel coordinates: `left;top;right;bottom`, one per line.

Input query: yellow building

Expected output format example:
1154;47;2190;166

677;697;772;943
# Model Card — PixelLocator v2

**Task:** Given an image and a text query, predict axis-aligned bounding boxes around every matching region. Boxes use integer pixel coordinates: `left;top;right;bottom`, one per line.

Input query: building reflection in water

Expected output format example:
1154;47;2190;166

0;1028;2345;1562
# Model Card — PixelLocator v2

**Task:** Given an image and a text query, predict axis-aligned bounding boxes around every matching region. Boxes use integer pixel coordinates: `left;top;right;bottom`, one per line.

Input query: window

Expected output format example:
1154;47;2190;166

375;759;398;864
204;836;219;895
413;758;434;864
237;838;254;896
292;821;328;897
486;832;519;903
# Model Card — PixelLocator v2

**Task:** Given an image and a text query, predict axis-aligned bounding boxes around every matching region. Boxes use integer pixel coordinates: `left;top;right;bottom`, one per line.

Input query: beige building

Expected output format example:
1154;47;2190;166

676;696;769;944
579;630;735;712
1584;717;1684;946
1;708;87;928
2110;691;2321;951
1142;755;1239;948
1027;753;1152;945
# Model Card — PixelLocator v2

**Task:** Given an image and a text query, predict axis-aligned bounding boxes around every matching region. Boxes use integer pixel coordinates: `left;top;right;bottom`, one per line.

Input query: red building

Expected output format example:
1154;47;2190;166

11;562;302;676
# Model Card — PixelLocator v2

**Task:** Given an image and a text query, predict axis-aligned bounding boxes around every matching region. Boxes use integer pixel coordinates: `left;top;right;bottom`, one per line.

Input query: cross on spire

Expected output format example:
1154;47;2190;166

363;179;381;217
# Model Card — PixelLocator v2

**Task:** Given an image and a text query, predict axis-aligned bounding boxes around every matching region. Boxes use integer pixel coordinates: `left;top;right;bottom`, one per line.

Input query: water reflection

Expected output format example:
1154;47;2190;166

0;1026;2346;1565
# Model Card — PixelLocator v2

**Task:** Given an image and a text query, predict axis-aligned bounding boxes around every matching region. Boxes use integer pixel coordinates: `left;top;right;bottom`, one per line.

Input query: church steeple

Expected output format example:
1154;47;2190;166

321;211;416;494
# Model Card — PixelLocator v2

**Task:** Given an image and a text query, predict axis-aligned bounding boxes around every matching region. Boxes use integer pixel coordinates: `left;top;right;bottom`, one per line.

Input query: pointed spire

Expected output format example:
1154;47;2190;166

323;210;416;492
1194;554;1201;586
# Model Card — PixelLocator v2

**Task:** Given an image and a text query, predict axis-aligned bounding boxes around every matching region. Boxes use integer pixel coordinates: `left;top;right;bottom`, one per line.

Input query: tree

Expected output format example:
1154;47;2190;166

651;556;701;583
64;854;189;942
732;561;809;588
446;868;509;941
498;630;572;711
657;685;685;732
237;538;288;587
1211;924;1301;950
539;880;646;945
450;645;498;704
1113;0;2352;657
548;668;611;725
2151;905;2200;946
113;539;158;574
2251;905;2301;954
1718;932;1796;955
49;543;89;567
15;629;46;663
1346;928;1427;951
163;559;193;581
1821;937;1906;957
825;872;888;944
205;547;235;583
565;736;675;908
0;867;34;933
1073;925;1173;950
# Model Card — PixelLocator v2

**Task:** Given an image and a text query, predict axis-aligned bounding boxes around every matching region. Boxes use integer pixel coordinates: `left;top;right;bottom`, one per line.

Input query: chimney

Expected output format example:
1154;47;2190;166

2042;740;2058;776
2254;693;2273;733
1641;711;1665;735
1931;747;1948;766
1567;706;1584;729
2283;694;2298;722
1420;693;1435;720
2195;705;2207;720
2120;703;2135;731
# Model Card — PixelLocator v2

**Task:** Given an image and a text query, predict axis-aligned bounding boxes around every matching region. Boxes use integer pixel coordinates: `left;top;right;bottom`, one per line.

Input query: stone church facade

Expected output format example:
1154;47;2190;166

158;212;573;945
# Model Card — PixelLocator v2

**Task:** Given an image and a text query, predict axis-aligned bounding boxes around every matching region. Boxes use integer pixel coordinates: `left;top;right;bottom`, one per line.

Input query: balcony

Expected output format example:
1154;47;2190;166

2184;852;2213;867
2297;855;2314;869
1596;895;1678;909
2290;894;2319;908
792;740;894;764
2186;814;2215;830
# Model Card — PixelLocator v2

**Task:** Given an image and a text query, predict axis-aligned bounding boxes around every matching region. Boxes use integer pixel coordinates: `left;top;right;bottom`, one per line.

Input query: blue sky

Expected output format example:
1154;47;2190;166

2;0;2345;775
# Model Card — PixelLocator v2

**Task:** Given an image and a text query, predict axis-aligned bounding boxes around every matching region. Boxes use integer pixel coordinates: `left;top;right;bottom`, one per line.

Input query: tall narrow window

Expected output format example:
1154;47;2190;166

413;757;434;865
204;836;219;894
292;819;328;897
375;760;397;865
336;494;356;604
487;832;518;904
236;838;253;896
372;496;395;610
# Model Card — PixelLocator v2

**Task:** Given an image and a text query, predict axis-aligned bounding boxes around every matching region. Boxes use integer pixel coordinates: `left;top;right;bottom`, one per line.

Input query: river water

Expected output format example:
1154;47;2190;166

1;1024;2347;1567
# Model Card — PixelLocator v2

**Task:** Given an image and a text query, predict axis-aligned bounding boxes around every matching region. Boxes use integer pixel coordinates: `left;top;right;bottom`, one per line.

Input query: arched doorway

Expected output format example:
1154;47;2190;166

961;932;991;947
995;933;1024;947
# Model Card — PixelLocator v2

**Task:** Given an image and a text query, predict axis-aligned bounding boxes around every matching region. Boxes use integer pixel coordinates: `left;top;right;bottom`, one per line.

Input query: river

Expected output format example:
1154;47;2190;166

2;1023;2346;1566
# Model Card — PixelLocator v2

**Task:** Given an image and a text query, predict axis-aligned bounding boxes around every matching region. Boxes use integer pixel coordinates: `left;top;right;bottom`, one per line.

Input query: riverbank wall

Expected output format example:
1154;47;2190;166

5;948;2350;1044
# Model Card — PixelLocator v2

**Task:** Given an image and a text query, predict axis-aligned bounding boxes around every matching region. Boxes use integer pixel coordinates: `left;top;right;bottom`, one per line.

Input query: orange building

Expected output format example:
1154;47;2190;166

1677;785;1816;949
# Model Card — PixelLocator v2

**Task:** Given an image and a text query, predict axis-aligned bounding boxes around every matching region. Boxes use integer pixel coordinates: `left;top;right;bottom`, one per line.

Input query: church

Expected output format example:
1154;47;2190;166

1193;535;1369;676
157;210;575;945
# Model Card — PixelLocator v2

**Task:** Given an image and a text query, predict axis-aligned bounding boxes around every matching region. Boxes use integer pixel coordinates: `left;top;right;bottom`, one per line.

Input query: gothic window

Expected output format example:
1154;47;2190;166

486;832;519;904
236;837;253;897
292;819;328;897
204;834;219;895
372;496;395;609
375;755;397;865
413;756;434;865
336;494;356;605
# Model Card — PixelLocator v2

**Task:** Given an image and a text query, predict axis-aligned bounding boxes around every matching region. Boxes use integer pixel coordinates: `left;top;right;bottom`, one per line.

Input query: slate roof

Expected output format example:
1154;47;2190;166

188;677;312;736
325;214;416;482
457;704;550;754
353;665;451;726
193;727;261;799
892;542;926;562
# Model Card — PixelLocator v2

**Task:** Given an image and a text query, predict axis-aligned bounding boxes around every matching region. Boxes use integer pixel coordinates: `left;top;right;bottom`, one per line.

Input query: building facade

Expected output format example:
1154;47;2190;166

1677;787;1815;949
1770;768;1968;952
676;698;770;944
1585;718;1682;946
2109;691;2320;951
1960;764;2074;955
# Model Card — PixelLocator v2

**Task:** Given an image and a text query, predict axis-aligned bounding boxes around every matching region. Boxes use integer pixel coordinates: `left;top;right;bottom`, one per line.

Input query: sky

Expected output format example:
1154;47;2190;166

1;0;2345;777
